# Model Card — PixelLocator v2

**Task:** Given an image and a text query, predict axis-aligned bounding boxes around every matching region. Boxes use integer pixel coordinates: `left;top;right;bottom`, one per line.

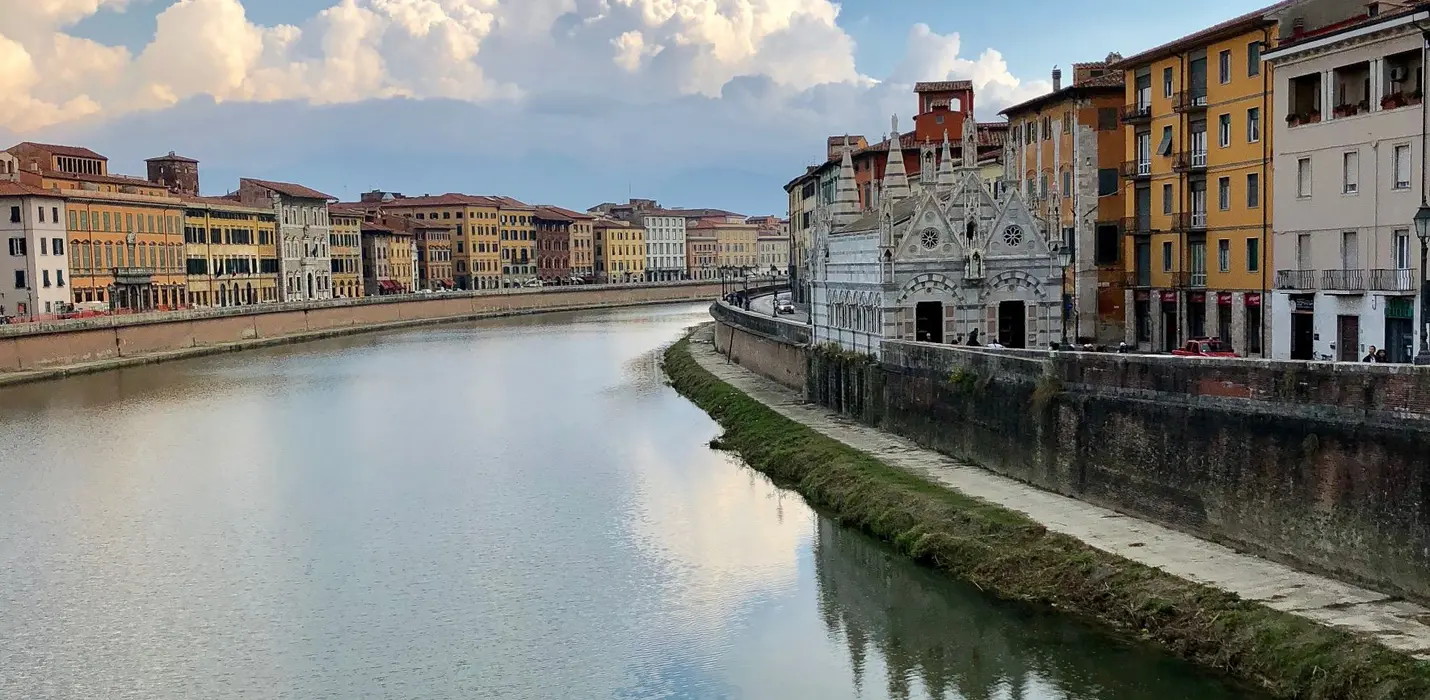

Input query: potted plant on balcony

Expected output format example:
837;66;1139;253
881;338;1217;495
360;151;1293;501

1307;109;1322;123
1383;91;1407;110
1412;88;1424;105
1287;112;1304;127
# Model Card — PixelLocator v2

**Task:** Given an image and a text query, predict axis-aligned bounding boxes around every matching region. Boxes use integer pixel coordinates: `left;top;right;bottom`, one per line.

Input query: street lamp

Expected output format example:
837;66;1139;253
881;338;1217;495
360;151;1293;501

1057;243;1073;344
1414;204;1430;364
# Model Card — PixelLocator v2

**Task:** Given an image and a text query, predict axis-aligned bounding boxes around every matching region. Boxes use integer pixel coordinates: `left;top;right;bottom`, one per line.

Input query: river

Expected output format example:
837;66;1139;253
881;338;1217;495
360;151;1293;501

0;303;1256;699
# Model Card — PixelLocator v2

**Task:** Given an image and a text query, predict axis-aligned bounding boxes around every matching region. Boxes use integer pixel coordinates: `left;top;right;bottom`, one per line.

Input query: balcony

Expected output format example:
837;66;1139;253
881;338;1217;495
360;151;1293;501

1124;269;1153;288
1172;90;1208;113
1322;269;1366;291
1120;215;1152;234
1369;268;1416;292
1172;150;1208;173
1170;211;1208;233
1275;269;1317;290
1120;159;1152;179
112;267;156;284
1120;102;1152;124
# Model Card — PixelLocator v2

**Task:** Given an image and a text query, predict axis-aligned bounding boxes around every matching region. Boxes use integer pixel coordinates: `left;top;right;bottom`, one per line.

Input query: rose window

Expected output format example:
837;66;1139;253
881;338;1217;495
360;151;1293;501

1003;225;1023;247
919;228;940;250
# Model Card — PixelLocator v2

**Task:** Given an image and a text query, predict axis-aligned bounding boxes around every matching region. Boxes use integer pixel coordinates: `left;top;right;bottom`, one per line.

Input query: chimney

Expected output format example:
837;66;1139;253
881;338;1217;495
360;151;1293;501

1052;66;1063;91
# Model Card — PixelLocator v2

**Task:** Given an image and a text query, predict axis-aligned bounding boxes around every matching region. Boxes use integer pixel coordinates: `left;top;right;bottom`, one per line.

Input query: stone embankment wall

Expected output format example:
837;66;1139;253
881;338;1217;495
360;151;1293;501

713;307;1430;602
709;303;810;390
0;282;744;374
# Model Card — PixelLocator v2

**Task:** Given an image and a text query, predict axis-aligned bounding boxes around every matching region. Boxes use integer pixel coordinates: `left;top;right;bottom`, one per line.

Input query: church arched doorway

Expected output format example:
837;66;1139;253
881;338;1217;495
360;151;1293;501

915;301;943;344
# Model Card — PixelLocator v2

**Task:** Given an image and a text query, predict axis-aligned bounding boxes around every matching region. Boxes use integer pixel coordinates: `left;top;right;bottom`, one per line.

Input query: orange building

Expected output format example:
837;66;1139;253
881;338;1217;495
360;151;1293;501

7;142;188;310
1000;57;1128;344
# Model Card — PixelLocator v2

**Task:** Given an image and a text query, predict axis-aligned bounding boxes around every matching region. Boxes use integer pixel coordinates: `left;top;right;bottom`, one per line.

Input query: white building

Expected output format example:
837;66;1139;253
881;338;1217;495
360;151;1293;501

811;116;1065;356
0;180;70;317
757;228;790;274
641;213;687;281
238;178;334;302
1264;1;1427;362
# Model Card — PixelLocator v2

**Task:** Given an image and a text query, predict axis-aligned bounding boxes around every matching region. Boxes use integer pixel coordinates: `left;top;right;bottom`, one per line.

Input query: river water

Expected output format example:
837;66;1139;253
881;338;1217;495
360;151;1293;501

0;303;1256;699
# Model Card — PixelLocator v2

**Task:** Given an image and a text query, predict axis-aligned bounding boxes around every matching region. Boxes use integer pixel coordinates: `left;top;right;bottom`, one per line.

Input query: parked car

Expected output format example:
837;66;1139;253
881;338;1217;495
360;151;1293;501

1171;337;1237;357
523;279;544;288
776;300;796;314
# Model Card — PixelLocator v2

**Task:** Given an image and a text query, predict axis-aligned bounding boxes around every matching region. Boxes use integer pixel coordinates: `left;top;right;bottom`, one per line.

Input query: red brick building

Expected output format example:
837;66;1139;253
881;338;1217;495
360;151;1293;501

534;206;573;284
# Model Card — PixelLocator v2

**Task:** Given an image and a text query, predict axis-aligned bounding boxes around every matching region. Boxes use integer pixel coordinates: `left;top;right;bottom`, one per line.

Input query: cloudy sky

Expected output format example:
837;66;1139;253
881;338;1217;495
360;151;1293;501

3;0;1267;214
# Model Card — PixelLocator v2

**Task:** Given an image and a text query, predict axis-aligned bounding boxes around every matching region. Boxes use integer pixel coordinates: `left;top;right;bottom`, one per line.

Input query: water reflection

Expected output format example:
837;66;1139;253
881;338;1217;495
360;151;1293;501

0;303;1255;699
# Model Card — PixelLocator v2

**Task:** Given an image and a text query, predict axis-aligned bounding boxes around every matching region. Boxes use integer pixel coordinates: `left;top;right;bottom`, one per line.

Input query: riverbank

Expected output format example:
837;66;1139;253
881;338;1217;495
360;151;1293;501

663;324;1430;699
0;297;701;389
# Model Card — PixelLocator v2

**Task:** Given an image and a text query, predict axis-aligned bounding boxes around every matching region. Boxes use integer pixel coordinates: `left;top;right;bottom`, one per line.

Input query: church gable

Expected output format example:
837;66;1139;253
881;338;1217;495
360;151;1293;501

892;192;962;263
983;193;1049;259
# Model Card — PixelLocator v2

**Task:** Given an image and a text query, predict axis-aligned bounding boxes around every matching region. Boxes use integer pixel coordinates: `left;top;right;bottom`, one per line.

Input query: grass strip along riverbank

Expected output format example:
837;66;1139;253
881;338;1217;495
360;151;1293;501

661;327;1430;700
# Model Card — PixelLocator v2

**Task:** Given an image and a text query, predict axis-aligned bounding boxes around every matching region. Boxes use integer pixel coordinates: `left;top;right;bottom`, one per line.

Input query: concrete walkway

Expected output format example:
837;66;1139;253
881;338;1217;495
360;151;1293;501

685;324;1430;658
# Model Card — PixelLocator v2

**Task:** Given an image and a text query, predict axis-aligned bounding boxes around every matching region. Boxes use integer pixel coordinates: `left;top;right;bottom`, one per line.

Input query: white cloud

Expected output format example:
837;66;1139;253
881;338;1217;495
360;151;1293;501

0;0;1049;134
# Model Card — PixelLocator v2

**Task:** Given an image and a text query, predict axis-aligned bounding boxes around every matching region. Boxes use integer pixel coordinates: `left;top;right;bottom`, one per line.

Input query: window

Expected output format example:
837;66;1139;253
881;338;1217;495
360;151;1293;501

39;237;47;255
53;238;63;255
1063;111;1072;134
1248;41;1261;76
1297;157;1312;197
1061;170;1072;196
1394;144;1412;189
1095;224;1120;265
1247;237;1260;271
1218;239;1230;272
1097;107;1117;130
37;206;45;223
1219;49;1232;83
1218;114;1231;147
8;206;18;223
1163;67;1174;97
1162;241;1174;271
1216;177;1229;210
1343;151;1359;193
1246;173;1260;208
42;270;51;288
13;270;24;289
7;237;25;256
1097;168;1118;196
1395;229;1412;269
1158;126;1173;156
1163;183;1174;214
1247;107;1260;142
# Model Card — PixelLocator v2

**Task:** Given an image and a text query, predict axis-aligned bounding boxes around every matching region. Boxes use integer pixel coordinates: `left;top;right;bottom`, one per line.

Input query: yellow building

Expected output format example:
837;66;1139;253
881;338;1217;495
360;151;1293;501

1112;6;1275;355
328;206;364;299
493;196;536;287
358;193;502;290
361;217;415;295
181;196;279;306
704;215;758;272
6;142;188;310
593;217;645;283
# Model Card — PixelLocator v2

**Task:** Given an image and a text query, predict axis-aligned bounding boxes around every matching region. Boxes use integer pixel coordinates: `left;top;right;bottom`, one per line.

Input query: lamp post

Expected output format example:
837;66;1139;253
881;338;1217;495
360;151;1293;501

1414;204;1430;364
1057;243;1073;344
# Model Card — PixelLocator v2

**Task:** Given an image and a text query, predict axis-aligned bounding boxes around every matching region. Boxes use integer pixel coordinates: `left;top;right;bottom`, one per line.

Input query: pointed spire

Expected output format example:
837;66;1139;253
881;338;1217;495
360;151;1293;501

831;135;860;226
937;129;956;189
962;113;979;167
882;114;910;202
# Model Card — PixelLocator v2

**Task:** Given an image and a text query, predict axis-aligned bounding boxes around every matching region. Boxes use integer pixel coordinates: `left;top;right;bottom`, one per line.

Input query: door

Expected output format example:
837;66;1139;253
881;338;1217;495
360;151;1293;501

915;301;943;344
998;301;1026;348
1337;314;1360;361
1291;311;1314;360
1386;317;1414;363
1162;303;1179;351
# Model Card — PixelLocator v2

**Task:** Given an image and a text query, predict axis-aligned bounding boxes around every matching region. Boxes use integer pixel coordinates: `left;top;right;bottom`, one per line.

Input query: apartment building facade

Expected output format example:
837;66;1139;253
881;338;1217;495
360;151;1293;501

1265;1;1426;361
534;207;573;283
493;197;536;287
328;206;365;299
1001;58;1129;344
237;178;334;303
182;196;279;307
593;217;645;282
357;192;502;291
0;182;70;317
686;224;719;280
1112;6;1278;355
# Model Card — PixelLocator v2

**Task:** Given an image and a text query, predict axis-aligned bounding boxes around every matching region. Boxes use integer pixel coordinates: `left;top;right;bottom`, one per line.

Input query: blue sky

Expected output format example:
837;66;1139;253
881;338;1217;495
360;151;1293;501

7;0;1270;215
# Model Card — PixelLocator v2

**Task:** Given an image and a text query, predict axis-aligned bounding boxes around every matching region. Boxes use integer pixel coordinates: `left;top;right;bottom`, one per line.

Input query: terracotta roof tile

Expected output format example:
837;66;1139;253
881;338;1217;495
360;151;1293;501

538;205;596;220
490;195;534;210
914;80;973;92
241;177;334;201
361;193;497;208
0;181;63;198
12;142;106;160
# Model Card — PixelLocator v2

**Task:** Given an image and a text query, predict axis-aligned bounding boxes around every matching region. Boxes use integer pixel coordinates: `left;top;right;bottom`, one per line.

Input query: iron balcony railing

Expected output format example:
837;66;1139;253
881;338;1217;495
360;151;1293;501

1120;215;1152;234
1121;102;1152;124
1172;150;1209;172
1121;159;1153;179
1274;269;1318;290
1322;269;1367;291
1172;89;1209;113
1171;211;1208;232
1123;270;1153;288
1369;268;1415;291
1168;271;1207;288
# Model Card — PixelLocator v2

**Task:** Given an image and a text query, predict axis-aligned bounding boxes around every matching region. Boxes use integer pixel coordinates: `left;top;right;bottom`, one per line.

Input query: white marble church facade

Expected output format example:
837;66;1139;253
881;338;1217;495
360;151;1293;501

810;116;1066;357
